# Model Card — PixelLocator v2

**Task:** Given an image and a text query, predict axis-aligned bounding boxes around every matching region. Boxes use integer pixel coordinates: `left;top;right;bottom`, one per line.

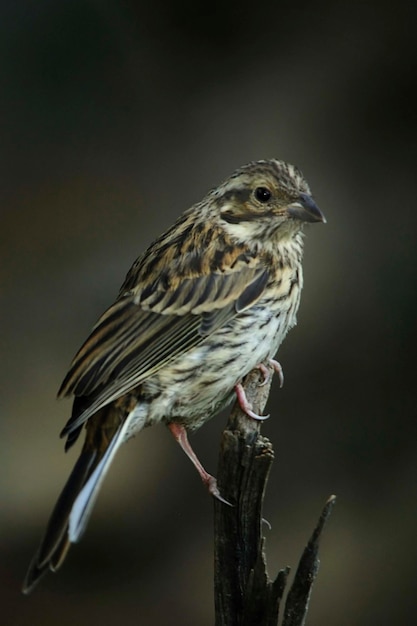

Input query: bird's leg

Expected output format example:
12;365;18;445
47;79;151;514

257;359;284;388
234;383;270;421
168;422;231;505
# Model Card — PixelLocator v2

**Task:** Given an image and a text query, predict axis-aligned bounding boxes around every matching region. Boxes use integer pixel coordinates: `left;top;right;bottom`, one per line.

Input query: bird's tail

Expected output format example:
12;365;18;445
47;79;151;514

22;407;132;594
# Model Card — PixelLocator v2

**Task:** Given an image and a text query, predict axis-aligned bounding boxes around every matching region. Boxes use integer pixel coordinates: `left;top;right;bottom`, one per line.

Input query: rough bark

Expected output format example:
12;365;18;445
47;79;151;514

214;366;336;626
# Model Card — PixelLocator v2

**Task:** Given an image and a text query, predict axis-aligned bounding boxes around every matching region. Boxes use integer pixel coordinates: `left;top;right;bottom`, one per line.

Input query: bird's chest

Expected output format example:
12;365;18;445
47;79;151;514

144;308;286;430
144;264;302;429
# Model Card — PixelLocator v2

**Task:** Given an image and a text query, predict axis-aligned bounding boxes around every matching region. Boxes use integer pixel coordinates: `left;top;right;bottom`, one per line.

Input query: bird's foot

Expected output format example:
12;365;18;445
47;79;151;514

204;474;233;506
235;382;270;421
257;359;284;388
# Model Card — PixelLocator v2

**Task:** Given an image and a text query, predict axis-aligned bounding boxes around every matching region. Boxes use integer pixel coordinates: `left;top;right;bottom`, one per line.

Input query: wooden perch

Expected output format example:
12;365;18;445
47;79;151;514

214;366;336;626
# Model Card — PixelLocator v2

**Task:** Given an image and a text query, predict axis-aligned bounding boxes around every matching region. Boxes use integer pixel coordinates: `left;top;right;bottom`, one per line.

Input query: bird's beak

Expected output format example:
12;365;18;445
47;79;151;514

287;193;326;223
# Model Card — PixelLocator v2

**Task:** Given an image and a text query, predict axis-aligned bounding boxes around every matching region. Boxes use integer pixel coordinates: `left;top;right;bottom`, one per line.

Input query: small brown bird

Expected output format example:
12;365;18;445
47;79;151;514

22;159;325;593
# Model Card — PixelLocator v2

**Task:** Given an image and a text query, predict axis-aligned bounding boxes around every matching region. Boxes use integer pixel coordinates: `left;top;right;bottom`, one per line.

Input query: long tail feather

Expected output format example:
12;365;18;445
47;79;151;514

22;413;130;595
68;422;129;543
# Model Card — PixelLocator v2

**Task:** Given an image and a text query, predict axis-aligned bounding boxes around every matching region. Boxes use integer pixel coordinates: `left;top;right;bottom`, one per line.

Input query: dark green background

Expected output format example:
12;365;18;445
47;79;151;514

2;1;416;624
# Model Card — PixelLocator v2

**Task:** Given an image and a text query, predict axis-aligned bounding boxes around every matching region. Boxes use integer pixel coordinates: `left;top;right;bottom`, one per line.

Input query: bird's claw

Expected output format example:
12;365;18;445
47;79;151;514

206;476;233;506
257;359;284;388
250;411;271;421
257;363;271;386
235;383;270;421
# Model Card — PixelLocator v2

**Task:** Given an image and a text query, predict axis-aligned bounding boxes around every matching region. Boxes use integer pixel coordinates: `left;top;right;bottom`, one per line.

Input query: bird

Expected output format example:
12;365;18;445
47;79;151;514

22;158;325;593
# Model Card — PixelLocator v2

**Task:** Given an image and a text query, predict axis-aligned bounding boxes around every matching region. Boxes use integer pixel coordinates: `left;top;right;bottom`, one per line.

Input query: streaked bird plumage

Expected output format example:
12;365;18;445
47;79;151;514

23;159;325;593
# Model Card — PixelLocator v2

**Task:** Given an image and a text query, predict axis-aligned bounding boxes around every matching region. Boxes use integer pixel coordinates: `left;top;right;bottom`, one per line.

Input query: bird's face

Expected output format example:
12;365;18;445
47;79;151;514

208;159;325;246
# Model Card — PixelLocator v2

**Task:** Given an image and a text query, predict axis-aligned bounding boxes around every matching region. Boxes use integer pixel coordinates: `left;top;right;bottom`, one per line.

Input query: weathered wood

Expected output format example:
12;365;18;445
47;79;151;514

282;495;336;626
213;366;335;625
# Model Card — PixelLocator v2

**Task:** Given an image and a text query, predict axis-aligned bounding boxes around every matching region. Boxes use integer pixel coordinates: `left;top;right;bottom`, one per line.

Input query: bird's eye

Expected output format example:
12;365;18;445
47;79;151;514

254;187;271;203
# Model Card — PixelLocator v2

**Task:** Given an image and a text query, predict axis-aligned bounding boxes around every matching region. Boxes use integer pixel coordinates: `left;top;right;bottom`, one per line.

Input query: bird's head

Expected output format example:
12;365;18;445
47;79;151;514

209;159;326;246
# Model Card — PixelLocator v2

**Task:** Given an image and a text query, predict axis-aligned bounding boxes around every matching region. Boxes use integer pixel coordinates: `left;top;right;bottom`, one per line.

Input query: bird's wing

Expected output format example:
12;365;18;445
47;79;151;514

59;252;270;436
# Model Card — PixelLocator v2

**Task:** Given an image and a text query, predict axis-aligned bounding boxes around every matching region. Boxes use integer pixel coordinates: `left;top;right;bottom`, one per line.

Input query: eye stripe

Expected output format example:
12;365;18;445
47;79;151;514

221;210;275;224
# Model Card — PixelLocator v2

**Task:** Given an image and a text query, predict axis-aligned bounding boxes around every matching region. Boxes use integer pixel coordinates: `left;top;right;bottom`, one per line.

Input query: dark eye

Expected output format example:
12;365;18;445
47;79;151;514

254;187;271;203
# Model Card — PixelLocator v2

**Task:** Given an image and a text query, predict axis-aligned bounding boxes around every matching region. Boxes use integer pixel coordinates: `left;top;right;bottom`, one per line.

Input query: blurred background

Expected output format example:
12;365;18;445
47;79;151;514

1;1;416;624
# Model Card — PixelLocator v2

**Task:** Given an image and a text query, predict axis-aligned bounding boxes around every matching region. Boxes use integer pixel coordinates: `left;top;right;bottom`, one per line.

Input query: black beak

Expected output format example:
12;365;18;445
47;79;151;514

287;193;326;223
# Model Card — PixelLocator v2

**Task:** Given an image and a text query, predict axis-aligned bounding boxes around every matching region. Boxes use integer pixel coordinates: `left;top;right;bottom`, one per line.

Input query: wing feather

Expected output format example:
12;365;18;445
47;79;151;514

59;258;270;437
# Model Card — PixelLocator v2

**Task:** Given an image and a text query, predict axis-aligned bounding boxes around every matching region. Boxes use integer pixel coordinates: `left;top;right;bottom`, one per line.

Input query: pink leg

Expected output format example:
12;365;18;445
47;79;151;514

168;423;231;505
257;359;284;388
235;383;270;421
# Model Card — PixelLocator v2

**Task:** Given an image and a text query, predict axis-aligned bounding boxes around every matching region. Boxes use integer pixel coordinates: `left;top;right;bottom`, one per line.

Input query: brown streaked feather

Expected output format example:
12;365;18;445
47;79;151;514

59;249;270;437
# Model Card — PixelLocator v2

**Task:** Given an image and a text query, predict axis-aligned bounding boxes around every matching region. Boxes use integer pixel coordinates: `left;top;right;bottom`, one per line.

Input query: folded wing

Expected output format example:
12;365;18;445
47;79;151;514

59;255;270;441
